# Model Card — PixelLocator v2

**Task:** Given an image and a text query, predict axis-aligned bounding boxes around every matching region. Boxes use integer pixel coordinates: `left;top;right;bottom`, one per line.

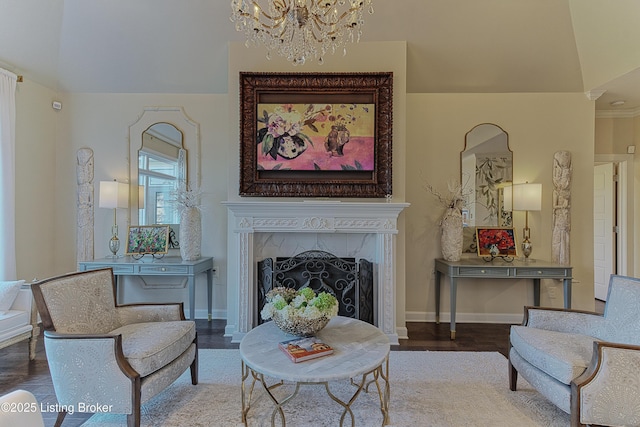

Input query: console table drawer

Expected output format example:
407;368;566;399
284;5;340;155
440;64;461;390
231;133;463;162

456;267;509;277
137;265;190;274
83;264;135;274
514;268;569;278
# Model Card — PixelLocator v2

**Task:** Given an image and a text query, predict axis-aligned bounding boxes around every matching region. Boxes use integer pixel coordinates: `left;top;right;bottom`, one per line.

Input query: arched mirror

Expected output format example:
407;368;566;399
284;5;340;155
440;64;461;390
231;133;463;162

137;123;185;225
461;123;513;252
129;107;201;229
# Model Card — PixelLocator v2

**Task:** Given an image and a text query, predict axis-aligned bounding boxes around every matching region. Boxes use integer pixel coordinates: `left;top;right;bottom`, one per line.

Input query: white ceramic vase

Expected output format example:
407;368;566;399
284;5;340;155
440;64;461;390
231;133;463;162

441;207;463;261
180;207;201;261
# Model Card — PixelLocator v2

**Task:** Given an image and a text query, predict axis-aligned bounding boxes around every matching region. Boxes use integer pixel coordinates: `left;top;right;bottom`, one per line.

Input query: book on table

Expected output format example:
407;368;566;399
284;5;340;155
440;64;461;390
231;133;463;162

278;337;334;363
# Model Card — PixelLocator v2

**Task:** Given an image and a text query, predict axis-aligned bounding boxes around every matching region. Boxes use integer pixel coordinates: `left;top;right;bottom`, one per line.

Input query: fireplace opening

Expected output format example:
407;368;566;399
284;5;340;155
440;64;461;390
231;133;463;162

256;250;374;325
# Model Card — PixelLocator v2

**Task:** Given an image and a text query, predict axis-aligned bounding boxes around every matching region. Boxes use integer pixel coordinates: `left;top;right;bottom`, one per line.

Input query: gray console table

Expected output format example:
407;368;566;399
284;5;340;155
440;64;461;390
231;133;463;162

434;258;573;339
78;256;214;321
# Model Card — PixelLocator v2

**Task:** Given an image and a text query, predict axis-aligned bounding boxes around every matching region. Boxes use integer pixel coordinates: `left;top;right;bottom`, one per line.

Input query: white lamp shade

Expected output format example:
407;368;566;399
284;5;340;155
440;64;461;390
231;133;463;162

512;183;542;211
99;181;129;209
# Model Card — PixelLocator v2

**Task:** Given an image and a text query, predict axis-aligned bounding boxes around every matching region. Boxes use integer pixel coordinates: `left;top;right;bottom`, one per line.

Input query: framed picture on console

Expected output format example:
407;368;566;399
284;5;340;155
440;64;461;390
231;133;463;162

238;72;393;197
476;227;518;257
125;225;170;256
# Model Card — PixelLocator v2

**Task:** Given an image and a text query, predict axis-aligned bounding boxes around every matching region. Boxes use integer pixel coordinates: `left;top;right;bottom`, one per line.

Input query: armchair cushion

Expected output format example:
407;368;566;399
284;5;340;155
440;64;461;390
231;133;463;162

510;326;596;384
0;280;24;314
510;348;572;413
117;303;185;325
111;320;195;377
525;308;607;336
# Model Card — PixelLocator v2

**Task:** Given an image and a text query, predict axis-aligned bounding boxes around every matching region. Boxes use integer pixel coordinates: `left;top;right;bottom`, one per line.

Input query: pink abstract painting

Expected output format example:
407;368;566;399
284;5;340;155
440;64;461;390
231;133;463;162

256;103;375;171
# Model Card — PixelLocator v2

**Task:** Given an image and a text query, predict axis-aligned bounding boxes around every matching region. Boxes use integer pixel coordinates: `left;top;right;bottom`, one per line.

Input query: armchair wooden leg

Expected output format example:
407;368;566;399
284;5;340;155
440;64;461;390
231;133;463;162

128;377;141;427
190;335;198;385
190;348;198;385
509;359;518;391
570;411;586;427
54;410;67;427
28;337;37;360
127;409;140;427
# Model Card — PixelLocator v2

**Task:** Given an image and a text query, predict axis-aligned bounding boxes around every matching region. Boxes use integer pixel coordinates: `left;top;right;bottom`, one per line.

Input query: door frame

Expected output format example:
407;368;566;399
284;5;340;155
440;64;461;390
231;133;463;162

594;154;634;277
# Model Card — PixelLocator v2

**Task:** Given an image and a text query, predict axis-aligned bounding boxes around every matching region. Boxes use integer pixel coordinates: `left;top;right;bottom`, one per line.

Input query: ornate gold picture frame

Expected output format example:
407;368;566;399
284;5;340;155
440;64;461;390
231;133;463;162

239;72;393;197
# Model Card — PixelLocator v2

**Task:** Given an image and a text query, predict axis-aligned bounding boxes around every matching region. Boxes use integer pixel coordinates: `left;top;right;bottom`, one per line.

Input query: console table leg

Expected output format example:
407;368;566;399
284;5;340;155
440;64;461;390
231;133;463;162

207;269;213;321
533;278;541;306
114;276;121;305
434;270;441;324
188;277;196;321
563;278;572;308
450;277;457;340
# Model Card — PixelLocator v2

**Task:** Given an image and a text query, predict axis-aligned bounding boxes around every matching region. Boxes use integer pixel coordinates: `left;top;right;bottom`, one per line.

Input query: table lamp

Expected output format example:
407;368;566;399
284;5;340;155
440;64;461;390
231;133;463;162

99;180;128;257
513;182;542;259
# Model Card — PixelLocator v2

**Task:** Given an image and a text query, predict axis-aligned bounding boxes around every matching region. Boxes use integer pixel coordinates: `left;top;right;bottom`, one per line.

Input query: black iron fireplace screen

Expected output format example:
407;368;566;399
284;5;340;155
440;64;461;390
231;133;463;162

257;250;374;325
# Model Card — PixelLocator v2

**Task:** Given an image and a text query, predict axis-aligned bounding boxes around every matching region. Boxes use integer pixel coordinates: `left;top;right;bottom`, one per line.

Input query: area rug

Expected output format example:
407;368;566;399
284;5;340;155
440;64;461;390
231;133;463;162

83;349;569;426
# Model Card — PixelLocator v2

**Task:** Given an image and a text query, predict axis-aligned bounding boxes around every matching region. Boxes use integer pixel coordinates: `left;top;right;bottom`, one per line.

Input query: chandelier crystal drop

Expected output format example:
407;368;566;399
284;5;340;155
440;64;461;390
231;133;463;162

230;0;374;65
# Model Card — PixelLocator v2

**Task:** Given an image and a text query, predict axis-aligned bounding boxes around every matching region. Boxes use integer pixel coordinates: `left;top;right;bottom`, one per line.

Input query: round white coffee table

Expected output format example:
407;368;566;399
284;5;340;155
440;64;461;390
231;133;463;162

240;316;390;426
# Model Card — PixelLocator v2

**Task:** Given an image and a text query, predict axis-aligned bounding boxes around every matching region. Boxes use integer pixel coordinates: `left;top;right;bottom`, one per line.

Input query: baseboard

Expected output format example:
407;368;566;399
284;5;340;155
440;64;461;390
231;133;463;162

405;311;524;324
396;326;408;340
190;308;226;320
224;323;236;338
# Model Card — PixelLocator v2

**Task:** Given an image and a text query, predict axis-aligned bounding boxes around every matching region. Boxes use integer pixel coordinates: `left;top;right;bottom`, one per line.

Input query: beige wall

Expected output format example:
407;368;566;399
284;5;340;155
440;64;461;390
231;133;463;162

406;93;596;323
595;117;636;154
15;89;230;317
13;43;599;325
15;80;59;281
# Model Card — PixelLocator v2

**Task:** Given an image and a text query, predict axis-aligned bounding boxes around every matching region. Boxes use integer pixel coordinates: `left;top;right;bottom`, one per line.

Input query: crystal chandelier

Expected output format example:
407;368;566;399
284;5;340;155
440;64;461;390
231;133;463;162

230;0;374;65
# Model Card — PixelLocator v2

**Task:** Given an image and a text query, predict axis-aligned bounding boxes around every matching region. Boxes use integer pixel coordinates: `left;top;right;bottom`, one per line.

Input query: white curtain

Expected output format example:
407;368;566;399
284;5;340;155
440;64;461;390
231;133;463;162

0;68;17;280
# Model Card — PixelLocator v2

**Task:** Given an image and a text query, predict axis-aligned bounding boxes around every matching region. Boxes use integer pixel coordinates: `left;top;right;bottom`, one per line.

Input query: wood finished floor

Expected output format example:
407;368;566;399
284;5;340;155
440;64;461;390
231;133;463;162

1;300;605;426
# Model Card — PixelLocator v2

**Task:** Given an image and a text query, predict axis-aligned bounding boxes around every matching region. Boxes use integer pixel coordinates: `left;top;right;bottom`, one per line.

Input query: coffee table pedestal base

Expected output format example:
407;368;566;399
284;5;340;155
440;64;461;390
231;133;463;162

241;358;390;427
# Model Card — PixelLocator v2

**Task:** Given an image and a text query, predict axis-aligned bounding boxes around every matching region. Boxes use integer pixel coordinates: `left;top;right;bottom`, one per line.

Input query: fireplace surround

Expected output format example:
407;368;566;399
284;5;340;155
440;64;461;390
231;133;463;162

223;200;409;344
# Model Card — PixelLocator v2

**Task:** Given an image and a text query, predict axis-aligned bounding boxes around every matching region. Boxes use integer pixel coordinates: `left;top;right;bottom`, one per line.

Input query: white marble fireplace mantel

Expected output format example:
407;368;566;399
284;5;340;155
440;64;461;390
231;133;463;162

223;200;409;344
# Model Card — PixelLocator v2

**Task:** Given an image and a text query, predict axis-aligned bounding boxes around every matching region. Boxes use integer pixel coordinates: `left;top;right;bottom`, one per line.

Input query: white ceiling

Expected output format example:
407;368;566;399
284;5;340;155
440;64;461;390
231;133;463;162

1;0;638;112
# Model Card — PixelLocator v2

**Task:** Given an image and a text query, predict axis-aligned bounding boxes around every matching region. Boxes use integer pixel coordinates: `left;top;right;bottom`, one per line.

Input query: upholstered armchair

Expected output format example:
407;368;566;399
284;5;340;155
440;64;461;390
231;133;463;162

509;274;640;427
32;268;198;427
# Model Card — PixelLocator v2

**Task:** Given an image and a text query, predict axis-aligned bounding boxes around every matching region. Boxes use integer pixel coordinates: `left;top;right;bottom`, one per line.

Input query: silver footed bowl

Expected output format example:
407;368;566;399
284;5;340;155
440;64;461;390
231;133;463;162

271;311;331;337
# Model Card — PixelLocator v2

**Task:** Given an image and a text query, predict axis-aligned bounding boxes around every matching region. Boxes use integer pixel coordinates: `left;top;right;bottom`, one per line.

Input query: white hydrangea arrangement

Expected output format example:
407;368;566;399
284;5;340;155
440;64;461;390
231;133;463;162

261;287;339;322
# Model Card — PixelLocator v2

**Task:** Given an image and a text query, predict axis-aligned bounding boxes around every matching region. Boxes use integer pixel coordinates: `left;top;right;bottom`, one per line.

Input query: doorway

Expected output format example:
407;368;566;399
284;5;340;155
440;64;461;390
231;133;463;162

593;155;634;301
593;162;615;301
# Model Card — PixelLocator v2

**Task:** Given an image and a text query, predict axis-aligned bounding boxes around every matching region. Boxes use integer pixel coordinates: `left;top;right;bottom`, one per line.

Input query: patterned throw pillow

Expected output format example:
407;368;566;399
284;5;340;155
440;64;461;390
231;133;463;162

0;280;25;314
